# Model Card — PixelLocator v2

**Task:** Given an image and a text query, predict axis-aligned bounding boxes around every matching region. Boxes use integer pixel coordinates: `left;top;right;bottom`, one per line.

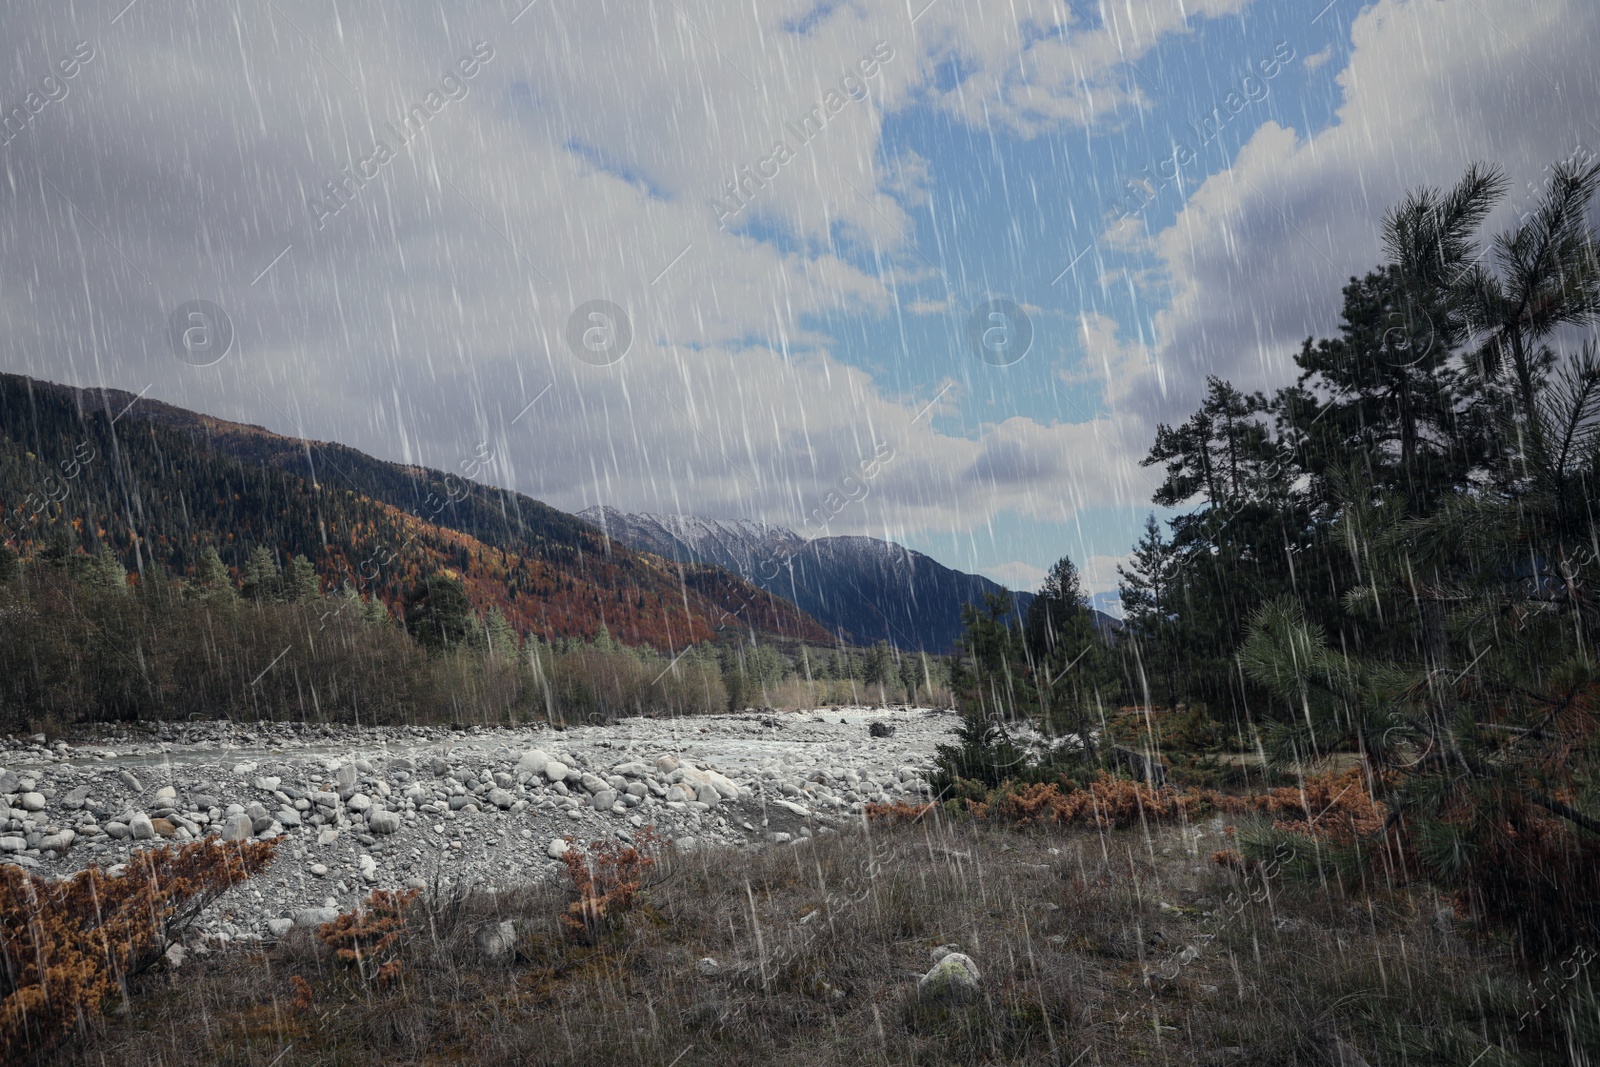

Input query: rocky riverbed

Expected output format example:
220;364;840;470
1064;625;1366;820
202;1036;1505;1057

0;707;960;946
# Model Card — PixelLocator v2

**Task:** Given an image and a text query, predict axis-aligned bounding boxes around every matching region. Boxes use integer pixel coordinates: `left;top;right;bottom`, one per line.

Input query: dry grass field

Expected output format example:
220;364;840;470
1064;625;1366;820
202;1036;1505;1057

43;809;1535;1067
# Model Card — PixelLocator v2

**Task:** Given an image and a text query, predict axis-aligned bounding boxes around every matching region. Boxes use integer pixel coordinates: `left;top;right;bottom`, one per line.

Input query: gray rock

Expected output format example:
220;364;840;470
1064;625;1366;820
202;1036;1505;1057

105;821;131;840
347;793;372;812
579;772;608;794
546;837;569;859
591;789;617;812
368;810;402;834
39;830;74;852
696;956;722;977
386;758;416;776
253;776;282;792
336;764;359;790
612;761;652;779
129;813;156;840
276;808;302;828
0;771;16;794
266;917;295;938
19;792;45;812
695;783;721;807
475;920;518;962
517;749;551;776
918;952;980;1005
63;785;91;810
118;770;142;792
543;761;570;784
488;788;515;810
0;836;26;852
294;907;340;928
222;813;254;842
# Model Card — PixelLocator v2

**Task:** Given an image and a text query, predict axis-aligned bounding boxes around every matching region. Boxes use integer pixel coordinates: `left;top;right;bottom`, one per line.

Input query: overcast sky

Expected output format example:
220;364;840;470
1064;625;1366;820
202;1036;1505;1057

2;0;1596;594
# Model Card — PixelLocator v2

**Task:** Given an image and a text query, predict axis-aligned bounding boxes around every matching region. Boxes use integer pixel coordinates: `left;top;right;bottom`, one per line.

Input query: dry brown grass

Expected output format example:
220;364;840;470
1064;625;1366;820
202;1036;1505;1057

41;816;1563;1066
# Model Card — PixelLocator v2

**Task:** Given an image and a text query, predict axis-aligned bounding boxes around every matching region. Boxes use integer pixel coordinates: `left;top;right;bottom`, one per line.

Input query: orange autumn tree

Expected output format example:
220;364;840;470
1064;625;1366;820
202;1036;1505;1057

0;838;277;1058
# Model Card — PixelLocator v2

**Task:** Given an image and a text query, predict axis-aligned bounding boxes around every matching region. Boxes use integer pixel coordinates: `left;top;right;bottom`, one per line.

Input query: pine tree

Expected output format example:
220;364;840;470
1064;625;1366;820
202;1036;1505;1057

1025;554;1112;751
191;546;235;602
953;591;1032;721
360;593;392;626
402;573;475;650
85;545;126;593
283;554;320;603
483;606;519;659
1117;515;1180;706
862;640;893;694
897;652;923;704
240;546;281;602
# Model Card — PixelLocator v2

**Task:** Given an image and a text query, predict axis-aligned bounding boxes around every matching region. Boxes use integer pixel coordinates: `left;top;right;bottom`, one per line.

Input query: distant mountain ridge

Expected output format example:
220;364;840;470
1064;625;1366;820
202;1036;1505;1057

579;506;1044;653
0;375;832;648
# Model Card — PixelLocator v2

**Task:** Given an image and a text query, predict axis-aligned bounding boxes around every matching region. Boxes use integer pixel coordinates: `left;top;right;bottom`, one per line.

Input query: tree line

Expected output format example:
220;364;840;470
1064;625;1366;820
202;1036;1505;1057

943;158;1600;957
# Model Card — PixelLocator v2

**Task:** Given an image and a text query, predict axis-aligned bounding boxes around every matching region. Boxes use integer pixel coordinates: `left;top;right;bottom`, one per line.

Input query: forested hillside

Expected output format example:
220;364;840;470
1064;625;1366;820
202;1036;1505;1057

0;375;830;649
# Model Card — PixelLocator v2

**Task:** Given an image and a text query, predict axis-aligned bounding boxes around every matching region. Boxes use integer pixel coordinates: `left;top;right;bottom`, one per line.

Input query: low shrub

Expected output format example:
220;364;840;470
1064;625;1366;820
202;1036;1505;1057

317;888;421;985
557;827;668;942
862;801;933;826
0;838;276;1060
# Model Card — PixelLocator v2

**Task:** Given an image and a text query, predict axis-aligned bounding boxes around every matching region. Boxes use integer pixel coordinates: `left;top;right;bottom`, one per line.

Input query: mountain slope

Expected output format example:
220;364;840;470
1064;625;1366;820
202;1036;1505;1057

0;375;832;648
579;506;1039;652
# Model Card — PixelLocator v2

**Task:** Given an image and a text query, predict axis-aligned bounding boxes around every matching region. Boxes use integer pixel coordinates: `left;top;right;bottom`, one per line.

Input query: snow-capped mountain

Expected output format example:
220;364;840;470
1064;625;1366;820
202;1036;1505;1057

578;506;1034;652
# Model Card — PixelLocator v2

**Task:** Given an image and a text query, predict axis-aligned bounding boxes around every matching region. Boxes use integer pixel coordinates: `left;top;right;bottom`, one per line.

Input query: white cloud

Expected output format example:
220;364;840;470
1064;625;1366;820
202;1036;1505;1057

1302;46;1334;71
1;0;1228;549
1124;0;1600;421
983;560;1047;592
